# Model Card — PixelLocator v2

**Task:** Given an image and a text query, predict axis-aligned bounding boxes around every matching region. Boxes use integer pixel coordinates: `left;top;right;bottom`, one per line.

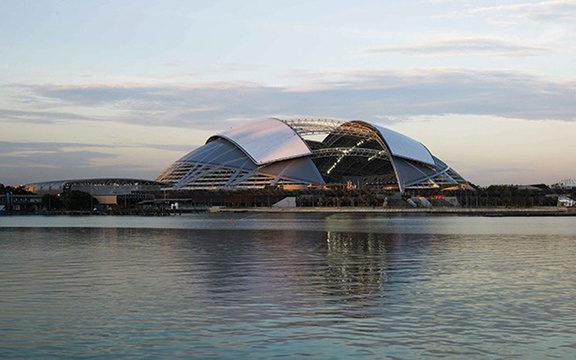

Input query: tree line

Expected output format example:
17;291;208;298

1;183;98;211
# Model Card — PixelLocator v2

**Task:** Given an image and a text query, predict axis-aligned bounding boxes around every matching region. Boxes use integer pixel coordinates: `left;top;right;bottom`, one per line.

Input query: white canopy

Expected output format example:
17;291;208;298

210;118;312;165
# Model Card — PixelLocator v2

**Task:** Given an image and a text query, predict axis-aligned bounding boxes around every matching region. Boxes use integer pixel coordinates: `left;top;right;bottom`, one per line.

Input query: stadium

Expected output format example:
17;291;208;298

156;118;468;192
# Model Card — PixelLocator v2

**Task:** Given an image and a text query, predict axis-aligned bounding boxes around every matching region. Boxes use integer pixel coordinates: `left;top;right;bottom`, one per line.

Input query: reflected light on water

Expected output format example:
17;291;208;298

1;214;576;358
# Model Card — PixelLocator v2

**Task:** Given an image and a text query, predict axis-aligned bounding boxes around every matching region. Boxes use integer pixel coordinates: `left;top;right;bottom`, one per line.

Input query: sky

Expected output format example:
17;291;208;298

1;0;575;186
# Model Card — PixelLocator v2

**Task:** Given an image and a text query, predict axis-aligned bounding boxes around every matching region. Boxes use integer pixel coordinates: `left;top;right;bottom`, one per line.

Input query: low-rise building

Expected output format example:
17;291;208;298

24;178;164;205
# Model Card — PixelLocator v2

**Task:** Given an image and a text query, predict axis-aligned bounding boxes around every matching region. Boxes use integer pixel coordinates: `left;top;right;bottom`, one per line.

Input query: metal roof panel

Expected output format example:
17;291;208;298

210;118;311;165
373;125;435;166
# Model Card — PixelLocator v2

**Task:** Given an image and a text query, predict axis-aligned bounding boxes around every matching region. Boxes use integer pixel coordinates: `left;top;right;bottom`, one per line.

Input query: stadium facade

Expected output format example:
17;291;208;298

156;118;467;192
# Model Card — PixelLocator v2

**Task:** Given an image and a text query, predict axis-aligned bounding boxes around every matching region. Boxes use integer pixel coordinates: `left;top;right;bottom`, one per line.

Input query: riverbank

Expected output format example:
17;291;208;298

2;206;575;217
212;206;576;216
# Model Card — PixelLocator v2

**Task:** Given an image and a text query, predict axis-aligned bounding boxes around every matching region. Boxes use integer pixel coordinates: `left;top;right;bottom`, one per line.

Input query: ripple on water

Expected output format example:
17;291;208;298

1;215;576;359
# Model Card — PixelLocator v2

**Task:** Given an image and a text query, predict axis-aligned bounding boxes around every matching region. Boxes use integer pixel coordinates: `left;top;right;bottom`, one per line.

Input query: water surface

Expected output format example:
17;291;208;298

1;214;575;359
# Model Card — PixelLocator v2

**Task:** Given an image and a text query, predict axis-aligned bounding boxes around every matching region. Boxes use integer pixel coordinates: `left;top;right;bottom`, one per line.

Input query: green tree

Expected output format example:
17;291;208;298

42;194;64;210
61;191;98;211
1;184;33;195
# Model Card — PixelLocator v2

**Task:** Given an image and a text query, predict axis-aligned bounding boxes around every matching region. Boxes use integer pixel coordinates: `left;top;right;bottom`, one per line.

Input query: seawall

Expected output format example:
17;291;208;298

211;206;576;216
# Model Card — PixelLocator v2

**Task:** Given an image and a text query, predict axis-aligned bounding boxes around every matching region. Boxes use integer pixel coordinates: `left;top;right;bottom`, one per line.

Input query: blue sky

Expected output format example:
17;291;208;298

1;0;575;186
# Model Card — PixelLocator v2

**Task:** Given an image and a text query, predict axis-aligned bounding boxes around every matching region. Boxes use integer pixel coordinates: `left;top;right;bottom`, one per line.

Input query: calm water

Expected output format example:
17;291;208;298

1;213;576;359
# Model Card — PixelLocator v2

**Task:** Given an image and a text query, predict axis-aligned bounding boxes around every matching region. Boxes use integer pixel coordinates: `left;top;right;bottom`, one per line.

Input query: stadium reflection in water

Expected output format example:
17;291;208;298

1;215;576;359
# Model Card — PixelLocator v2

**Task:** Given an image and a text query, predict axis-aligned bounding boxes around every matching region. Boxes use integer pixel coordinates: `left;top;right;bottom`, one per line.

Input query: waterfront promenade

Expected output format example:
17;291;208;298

2;206;574;217
213;206;576;216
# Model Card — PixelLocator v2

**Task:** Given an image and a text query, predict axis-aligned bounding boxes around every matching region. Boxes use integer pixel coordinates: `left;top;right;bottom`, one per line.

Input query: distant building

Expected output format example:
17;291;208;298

156;118;468;192
552;179;576;190
24;178;164;205
558;195;576;207
0;193;42;212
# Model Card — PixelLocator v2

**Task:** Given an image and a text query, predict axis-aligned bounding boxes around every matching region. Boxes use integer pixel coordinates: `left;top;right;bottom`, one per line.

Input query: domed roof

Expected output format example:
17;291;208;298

156;118;467;191
371;125;435;166
206;118;435;167
208;118;311;166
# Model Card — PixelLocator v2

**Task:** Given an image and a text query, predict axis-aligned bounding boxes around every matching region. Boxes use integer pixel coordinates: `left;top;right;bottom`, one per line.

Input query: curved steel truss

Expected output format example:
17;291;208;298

311;147;390;161
156;118;469;192
159;161;312;190
280;118;387;148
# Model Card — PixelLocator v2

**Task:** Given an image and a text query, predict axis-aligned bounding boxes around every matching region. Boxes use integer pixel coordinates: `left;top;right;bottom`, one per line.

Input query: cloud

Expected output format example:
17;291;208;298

0;141;161;184
468;1;576;22
360;38;551;57
0;141;107;153
0;108;94;123
0;164;157;185
3;68;575;184
25;69;576;126
144;144;194;152
0;141;190;158
0;148;115;184
0;141;114;168
34;84;166;108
